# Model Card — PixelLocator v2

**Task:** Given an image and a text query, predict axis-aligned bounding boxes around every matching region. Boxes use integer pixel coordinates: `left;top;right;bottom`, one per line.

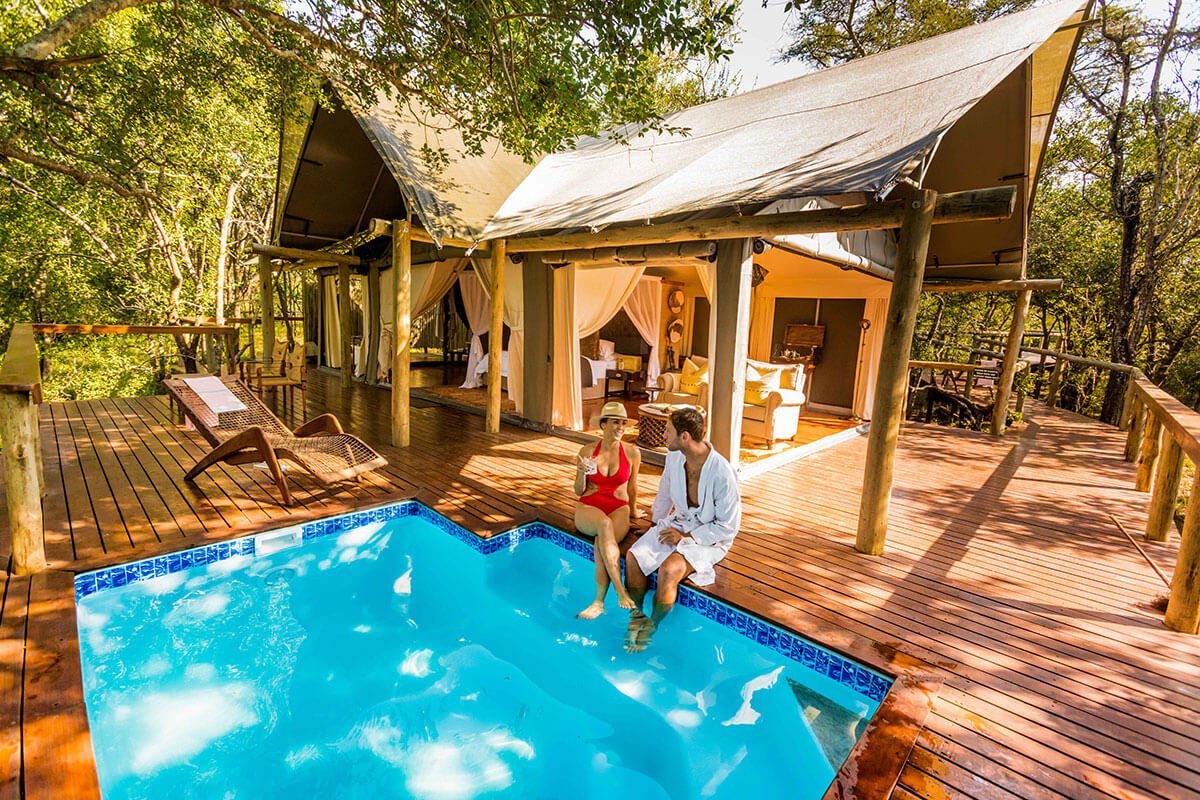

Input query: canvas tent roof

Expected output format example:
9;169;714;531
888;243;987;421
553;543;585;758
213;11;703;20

347;99;538;243
275;0;1085;279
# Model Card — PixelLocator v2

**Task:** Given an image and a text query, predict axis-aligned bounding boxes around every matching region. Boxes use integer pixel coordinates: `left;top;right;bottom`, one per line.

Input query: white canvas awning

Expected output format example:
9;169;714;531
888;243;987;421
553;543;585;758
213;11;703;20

347;98;539;243
480;0;1083;244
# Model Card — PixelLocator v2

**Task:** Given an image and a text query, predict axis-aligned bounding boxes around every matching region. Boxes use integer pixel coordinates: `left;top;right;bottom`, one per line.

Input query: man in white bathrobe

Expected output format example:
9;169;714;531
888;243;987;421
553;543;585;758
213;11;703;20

624;407;740;652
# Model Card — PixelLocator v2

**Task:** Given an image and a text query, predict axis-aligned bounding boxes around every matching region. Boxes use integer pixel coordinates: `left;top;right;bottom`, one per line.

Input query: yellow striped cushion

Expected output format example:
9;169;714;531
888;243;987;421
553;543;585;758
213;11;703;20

680;358;708;395
744;380;771;406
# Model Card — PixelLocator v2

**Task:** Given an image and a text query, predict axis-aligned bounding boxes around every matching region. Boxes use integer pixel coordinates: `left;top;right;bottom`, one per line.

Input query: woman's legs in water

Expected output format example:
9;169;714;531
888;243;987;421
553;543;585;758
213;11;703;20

574;502;634;618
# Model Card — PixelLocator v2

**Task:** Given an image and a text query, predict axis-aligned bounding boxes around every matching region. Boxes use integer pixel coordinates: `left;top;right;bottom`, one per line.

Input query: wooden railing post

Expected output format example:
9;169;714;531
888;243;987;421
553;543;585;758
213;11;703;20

857;188;936;555
1145;436;1183;542
1124;399;1146;462
1135;414;1163;492
1165;469;1200;634
1119;378;1136;431
1045;356;1066;408
0;324;47;574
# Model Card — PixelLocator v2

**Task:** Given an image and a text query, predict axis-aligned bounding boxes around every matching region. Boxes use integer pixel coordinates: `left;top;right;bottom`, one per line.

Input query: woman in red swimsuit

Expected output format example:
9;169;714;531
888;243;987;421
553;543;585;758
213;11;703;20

574;401;642;619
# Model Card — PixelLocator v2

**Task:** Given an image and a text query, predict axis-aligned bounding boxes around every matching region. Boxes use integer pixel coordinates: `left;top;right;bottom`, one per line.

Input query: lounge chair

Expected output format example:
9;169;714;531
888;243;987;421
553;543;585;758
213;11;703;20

163;375;387;506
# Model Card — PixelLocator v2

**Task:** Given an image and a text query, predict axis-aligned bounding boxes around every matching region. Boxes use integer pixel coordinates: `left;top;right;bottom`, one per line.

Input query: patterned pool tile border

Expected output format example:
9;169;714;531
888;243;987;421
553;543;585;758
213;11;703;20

74;500;892;703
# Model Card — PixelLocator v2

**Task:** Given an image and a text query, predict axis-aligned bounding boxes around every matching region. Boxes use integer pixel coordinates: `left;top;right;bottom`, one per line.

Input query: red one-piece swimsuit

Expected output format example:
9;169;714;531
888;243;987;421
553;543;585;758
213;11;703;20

580;442;630;515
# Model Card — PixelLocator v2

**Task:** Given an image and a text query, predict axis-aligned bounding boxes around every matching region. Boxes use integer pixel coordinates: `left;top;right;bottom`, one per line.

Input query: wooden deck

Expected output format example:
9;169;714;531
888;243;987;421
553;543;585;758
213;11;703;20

2;368;1198;799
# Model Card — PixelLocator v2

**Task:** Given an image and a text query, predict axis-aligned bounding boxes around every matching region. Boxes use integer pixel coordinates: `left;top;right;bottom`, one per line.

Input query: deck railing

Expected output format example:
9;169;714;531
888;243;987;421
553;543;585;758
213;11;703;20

1009;345;1200;634
1123;370;1200;634
0;323;46;574
918;342;1200;634
1;323;241;573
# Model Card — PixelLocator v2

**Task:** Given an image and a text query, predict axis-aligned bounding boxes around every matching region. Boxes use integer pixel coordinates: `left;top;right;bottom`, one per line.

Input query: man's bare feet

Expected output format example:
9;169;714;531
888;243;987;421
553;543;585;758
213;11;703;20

576;601;606;619
624;613;656;653
624;614;646;652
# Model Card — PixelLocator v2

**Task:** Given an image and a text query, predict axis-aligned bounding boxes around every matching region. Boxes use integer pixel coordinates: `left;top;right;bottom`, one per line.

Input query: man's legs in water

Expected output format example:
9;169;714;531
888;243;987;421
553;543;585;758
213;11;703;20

627;553;693;653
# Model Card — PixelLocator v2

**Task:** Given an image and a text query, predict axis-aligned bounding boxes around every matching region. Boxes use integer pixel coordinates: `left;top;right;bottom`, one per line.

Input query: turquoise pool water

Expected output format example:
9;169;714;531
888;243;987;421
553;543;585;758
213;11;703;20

76;504;888;800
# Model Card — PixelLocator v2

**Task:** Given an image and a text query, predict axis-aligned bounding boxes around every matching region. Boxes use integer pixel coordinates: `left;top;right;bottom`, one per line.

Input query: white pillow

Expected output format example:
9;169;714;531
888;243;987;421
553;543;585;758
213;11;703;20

598;339;616;360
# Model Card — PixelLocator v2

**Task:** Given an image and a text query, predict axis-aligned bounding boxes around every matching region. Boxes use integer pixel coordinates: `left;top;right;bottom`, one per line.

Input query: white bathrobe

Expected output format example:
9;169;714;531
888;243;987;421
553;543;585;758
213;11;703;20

629;447;741;586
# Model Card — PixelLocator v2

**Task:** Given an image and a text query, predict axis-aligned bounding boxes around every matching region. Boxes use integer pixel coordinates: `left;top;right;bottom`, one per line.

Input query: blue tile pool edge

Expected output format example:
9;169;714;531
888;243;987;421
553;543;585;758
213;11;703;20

73;499;893;703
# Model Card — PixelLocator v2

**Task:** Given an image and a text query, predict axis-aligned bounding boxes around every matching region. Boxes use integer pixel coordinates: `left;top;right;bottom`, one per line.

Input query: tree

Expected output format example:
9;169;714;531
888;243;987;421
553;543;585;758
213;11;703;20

1067;0;1200;421
3;0;736;164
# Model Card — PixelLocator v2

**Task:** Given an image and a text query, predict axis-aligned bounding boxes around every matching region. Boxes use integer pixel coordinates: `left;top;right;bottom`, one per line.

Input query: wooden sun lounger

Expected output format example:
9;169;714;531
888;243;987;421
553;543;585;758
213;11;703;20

163;375;387;506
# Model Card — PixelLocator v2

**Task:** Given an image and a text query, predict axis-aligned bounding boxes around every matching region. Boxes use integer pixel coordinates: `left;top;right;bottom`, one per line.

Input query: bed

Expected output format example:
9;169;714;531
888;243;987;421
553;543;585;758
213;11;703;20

474;352;616;398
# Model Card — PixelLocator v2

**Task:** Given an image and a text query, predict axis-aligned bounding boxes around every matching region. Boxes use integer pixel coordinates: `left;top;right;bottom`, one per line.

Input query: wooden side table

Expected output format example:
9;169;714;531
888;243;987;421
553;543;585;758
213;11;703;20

603;368;646;399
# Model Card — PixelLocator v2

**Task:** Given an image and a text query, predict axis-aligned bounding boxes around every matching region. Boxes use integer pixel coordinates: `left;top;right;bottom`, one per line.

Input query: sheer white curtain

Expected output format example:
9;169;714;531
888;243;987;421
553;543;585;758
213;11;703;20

697;260;715;300
457;270;491;388
623;276;662;385
323;275;341;369
748;289;775;361
552;264;646;429
853;298;889;419
376;258;466;383
473;255;525;414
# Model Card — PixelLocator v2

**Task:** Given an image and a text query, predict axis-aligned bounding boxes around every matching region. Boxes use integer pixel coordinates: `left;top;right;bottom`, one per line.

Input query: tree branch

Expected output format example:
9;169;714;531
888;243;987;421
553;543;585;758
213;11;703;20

0;138;152;199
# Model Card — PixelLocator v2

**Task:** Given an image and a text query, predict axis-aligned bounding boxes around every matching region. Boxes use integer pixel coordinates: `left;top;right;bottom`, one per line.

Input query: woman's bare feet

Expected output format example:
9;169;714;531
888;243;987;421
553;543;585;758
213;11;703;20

616;592;637;610
576;601;606;619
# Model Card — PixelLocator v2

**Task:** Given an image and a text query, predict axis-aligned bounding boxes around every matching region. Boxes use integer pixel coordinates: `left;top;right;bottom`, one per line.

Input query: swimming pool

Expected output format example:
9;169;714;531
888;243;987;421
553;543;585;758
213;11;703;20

75;501;892;799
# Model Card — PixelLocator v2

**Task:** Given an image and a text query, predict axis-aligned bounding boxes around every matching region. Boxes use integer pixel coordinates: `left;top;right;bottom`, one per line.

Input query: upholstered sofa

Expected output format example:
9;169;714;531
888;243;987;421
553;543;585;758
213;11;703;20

657;356;808;444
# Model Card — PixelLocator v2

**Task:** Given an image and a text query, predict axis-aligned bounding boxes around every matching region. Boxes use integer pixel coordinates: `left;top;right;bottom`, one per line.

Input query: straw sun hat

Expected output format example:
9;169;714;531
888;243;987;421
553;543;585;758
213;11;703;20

590;401;630;428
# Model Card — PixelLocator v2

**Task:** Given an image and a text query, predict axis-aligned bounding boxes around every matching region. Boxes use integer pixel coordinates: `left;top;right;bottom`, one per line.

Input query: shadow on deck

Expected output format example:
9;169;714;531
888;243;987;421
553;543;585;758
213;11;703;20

1;368;1197;799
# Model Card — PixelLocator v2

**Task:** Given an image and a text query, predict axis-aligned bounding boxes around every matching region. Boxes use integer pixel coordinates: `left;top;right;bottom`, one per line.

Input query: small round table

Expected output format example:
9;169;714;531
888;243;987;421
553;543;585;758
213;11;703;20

637;403;696;448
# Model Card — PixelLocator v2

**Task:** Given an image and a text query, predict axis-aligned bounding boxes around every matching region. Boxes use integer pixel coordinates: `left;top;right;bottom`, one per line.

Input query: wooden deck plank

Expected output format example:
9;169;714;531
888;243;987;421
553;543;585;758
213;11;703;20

1;370;1197;800
37;410;73;566
21;571;100;800
0;575;30;800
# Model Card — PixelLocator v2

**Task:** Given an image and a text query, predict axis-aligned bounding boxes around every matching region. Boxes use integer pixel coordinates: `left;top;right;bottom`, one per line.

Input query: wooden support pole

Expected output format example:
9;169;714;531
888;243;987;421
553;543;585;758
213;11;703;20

338;261;352;385
521;253;554;425
392;221;412;447
1165;469;1200;634
856;188;936;556
1124;401;1147;462
990;289;1031;436
257;254;275;373
251;243;361;265
1135;414;1163;492
0;391;46;574
708;238;755;468
486;239;507;433
366;261;381;384
1145;436;1184;542
1045;356;1066;408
